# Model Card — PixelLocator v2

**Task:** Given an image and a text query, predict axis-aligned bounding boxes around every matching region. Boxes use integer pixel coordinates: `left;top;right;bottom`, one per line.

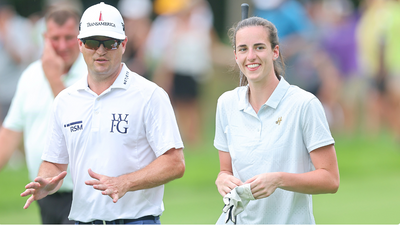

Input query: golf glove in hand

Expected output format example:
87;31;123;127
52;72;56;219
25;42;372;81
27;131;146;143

222;183;255;224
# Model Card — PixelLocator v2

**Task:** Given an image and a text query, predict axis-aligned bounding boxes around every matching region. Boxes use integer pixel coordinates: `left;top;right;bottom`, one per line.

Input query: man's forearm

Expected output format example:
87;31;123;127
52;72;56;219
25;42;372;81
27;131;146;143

37;161;68;194
0;127;23;170
121;148;185;192
46;76;66;97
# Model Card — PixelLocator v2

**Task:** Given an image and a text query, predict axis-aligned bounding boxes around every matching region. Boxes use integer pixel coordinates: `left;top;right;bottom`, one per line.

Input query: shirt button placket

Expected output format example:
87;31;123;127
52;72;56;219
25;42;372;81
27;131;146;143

92;97;101;131
256;119;262;139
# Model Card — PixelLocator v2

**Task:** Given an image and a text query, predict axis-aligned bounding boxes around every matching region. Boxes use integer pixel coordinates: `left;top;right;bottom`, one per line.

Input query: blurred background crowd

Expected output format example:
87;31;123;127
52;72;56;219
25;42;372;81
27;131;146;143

1;0;400;146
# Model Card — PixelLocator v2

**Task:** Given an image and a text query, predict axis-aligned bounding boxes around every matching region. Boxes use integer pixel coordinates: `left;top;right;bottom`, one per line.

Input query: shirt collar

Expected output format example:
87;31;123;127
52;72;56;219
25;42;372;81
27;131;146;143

237;76;290;111
238;85;250;111
76;74;89;91
76;63;131;91
266;76;290;109
110;63;131;90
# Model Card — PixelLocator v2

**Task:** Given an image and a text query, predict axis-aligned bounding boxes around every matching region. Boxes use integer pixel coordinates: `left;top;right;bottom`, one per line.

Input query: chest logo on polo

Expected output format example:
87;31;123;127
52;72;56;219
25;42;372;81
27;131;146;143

276;117;282;125
110;113;129;134
64;121;83;132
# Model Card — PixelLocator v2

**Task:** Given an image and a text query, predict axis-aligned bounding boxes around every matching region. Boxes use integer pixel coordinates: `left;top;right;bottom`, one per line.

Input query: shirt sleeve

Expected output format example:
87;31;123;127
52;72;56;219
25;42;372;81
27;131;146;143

301;97;335;152
144;87;184;157
214;96;229;152
2;71;28;132
41;96;69;164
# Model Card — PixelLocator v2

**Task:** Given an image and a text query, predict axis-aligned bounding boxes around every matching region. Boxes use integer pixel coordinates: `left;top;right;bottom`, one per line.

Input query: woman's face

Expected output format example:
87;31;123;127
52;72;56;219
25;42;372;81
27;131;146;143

234;26;279;85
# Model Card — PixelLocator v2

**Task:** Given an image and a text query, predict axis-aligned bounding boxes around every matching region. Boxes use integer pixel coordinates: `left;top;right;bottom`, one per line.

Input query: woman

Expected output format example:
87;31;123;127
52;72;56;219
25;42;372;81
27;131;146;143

214;17;339;224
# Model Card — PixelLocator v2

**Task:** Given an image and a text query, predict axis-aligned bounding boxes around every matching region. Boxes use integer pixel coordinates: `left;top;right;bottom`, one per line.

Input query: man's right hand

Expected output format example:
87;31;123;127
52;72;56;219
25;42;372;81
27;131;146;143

41;38;66;97
42;38;65;79
20;171;67;209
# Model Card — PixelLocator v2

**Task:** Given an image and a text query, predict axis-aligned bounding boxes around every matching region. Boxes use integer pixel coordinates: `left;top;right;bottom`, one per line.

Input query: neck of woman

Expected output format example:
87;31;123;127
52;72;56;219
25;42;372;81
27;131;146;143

248;75;280;114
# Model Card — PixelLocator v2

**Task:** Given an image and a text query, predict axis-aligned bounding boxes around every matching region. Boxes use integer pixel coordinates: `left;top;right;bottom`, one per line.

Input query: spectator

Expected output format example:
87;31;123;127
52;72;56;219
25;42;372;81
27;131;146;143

356;0;400;138
146;0;217;145
0;0;34;123
319;0;364;133
0;5;85;224
118;0;152;78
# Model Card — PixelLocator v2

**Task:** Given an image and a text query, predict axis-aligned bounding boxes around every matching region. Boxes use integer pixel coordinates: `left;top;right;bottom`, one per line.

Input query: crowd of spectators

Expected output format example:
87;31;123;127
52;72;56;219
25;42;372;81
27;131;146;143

1;0;400;141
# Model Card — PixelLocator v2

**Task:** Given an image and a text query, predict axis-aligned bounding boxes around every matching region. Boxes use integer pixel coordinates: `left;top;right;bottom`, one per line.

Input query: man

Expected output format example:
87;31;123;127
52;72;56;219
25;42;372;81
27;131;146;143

0;0;33;123
0;5;85;224
21;2;185;224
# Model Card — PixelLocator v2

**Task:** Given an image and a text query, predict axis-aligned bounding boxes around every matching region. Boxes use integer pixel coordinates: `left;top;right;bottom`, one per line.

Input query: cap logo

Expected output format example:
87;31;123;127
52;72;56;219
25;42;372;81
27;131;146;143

78;2;125;40
99;11;103;21
87;10;116;29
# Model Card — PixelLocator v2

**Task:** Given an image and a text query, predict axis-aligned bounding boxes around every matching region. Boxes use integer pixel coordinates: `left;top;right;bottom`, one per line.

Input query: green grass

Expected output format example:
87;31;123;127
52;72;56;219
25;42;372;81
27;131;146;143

0;166;41;224
313;133;400;224
1;70;400;224
164;132;400;224
2;132;400;224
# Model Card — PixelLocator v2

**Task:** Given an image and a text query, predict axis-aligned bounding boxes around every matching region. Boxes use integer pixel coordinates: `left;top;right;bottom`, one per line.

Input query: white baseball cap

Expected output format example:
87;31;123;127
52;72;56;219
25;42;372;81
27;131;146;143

78;2;125;40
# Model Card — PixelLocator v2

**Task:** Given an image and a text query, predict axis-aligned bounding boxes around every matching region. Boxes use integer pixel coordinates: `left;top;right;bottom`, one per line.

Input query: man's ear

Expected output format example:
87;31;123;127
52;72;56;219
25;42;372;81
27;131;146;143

78;39;84;52
121;37;128;54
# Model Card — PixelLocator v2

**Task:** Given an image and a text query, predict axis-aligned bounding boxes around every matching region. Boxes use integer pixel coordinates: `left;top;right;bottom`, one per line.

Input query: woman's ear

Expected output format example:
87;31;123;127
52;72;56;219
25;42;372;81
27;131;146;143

273;45;280;60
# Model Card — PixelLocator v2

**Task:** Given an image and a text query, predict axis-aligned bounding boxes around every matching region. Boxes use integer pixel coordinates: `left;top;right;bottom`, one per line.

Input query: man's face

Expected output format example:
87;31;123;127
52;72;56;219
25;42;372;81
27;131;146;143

45;17;80;69
78;36;127;79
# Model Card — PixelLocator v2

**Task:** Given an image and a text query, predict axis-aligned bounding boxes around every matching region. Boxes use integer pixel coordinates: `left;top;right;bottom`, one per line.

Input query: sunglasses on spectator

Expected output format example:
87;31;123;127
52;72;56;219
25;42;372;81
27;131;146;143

81;38;123;51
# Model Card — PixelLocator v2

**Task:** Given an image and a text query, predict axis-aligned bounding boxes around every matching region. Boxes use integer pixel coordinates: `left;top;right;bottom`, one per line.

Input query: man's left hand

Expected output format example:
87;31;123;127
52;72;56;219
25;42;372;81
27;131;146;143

85;169;127;203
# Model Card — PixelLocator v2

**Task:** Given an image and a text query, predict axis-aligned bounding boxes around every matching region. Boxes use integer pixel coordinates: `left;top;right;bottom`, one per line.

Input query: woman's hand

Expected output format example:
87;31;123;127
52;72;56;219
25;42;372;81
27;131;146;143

245;172;282;199
216;171;244;197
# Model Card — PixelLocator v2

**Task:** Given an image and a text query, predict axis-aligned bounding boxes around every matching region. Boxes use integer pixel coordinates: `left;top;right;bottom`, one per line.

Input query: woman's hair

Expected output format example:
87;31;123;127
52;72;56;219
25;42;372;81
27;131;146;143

228;17;285;86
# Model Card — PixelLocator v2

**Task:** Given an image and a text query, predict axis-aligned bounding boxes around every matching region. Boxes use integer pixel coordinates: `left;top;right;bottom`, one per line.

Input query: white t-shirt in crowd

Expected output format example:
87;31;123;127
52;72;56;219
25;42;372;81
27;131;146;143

4;54;86;192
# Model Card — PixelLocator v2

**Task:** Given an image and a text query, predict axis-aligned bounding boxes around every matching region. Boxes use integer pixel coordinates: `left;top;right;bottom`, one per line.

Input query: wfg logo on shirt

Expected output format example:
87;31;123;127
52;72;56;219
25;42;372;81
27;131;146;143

64;121;83;132
110;113;129;134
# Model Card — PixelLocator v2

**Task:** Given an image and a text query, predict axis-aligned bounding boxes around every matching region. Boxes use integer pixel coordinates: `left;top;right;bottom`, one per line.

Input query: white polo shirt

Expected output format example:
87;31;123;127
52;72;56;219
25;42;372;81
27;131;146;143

214;77;334;224
42;64;184;222
3;54;86;192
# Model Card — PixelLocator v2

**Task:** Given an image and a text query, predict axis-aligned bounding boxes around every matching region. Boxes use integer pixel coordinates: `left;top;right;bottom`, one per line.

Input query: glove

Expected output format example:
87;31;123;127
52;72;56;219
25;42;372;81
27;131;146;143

222;184;255;224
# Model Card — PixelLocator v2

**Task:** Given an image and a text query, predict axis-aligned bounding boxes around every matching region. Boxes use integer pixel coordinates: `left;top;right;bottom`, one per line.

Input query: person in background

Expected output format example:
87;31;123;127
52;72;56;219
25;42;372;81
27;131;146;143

214;16;339;224
146;0;221;145
318;0;363;134
0;4;85;224
253;0;345;130
356;0;400;139
0;0;34;123
117;0;152;78
21;2;185;224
